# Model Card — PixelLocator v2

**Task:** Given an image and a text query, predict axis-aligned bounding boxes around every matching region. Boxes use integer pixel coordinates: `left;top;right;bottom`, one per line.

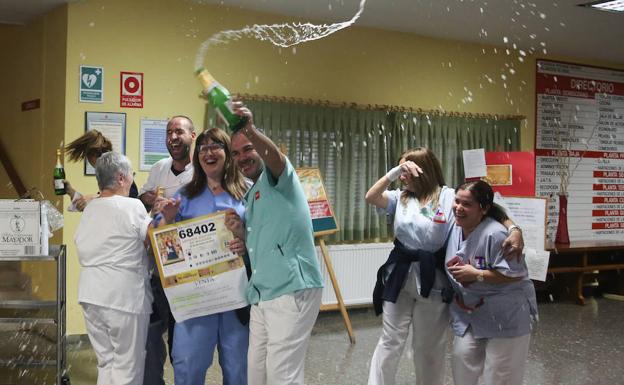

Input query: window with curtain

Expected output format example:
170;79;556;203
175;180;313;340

207;99;522;243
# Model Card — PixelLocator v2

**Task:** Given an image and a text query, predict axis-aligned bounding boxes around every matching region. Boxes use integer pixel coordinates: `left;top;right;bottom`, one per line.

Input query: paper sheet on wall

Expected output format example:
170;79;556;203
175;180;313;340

494;194;550;281
494;194;547;251
140;118;169;171
462;148;487;179
524;249;550;282
85;112;126;175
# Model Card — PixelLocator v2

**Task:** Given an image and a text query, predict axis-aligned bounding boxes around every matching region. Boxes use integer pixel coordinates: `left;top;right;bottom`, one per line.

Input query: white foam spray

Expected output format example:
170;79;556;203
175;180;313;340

194;0;367;71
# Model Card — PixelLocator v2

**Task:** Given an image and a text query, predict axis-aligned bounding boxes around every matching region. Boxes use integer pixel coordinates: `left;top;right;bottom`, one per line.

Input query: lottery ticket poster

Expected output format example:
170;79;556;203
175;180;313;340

149;210;248;322
296;167;338;236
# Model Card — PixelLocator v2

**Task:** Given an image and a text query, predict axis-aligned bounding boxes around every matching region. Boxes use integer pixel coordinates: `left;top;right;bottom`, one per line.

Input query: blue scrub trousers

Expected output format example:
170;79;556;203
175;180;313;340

143;274;171;385
172;309;249;385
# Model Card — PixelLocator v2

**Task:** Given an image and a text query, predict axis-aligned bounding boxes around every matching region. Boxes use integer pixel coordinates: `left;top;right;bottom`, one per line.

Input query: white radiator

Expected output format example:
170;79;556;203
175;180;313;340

316;242;392;307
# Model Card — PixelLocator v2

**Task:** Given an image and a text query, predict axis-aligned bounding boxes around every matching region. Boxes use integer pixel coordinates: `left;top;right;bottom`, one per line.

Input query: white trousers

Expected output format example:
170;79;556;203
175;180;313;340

247;288;322;385
81;303;150;385
452;329;530;385
368;288;450;385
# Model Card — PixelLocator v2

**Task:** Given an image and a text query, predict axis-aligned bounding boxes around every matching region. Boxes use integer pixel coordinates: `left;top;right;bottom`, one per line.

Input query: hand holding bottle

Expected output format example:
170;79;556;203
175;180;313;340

196;68;247;133
64;179;76;198
231;100;254;134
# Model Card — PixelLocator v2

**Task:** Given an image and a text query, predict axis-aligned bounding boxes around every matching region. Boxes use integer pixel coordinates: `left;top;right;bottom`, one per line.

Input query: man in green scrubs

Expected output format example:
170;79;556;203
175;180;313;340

228;102;324;385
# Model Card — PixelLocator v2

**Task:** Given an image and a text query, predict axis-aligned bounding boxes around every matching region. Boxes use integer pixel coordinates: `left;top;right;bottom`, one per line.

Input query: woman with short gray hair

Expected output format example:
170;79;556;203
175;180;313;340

94;151;133;191
75;152;153;385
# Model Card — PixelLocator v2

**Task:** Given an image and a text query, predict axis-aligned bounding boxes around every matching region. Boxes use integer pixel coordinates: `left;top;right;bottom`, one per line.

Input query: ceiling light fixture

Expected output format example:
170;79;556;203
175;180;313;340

580;0;624;13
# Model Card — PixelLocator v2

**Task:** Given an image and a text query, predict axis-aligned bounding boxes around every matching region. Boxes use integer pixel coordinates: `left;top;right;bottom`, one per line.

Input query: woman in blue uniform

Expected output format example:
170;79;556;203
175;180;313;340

445;180;537;385
159;128;250;385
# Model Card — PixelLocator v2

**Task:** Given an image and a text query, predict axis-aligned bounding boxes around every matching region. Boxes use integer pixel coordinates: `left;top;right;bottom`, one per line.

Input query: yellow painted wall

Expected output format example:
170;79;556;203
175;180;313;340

0;21;45;199
0;24;23;197
0;0;612;334
0;6;67;301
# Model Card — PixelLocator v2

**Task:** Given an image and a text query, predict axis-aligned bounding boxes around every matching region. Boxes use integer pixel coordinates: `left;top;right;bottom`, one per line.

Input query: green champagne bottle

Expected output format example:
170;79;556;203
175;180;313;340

196;68;248;132
54;149;66;195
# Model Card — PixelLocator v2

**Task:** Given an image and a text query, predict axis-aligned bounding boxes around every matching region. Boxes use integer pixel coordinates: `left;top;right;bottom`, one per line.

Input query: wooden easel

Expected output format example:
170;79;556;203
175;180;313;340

294;166;355;344
315;231;355;344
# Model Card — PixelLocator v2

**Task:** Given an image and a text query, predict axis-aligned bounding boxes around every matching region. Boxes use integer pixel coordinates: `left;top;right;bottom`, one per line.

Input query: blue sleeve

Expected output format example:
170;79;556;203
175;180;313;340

377;189;399;216
236;201;246;222
130;181;139;199
487;230;527;278
174;191;186;223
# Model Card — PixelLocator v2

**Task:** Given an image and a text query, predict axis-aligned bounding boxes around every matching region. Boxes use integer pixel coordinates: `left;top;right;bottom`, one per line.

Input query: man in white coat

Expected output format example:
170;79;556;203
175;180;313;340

138;115;195;385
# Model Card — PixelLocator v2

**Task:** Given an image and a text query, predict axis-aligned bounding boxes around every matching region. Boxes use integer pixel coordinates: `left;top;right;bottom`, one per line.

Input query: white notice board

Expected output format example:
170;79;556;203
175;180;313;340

139;118;169;171
495;194;550;281
84;111;126;175
535;59;624;242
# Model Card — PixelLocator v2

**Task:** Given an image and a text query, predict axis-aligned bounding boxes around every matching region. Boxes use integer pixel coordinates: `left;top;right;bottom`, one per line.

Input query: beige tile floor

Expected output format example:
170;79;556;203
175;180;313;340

2;296;624;384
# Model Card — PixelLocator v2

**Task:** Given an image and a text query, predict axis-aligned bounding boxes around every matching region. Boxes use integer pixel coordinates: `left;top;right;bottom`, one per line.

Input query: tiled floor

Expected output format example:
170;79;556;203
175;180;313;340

4;296;624;384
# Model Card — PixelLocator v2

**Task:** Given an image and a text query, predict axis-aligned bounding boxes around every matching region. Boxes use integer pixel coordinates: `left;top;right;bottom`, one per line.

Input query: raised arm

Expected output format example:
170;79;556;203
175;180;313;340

64;179;77;200
365;176;391;209
232;101;285;179
366;160;423;209
63;180;92;212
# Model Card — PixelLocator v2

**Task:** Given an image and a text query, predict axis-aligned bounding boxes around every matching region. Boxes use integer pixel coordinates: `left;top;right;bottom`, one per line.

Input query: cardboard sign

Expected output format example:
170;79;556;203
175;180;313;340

0;200;42;256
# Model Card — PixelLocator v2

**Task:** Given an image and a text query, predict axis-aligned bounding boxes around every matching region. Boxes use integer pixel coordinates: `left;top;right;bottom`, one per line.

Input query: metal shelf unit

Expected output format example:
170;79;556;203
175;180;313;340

0;245;67;385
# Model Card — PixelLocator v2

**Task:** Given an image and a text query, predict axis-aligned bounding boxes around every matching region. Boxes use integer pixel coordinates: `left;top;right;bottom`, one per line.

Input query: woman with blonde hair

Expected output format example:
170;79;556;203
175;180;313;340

365;147;524;385
157;128;249;385
63;130;138;211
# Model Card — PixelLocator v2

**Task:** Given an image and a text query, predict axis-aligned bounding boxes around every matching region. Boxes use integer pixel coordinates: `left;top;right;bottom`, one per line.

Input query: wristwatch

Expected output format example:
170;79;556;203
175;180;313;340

508;224;522;235
476;270;485;282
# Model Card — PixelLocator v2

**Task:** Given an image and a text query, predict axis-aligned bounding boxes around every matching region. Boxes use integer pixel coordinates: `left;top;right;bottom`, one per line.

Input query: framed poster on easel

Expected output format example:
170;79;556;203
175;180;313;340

296;167;354;343
296;168;338;236
84;111;126;175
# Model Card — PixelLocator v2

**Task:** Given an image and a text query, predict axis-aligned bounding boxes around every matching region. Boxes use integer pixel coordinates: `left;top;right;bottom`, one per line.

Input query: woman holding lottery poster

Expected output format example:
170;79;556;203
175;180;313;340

157;128;250;385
